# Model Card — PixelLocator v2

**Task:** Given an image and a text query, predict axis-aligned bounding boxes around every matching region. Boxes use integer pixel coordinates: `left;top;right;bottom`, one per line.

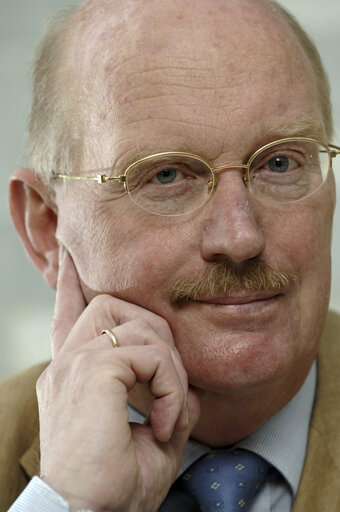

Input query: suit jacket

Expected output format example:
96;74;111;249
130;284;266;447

1;311;340;511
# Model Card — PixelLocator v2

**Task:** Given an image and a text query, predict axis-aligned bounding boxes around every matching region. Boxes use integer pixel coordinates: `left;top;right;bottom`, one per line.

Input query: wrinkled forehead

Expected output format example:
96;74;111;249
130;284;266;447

63;0;322;167
69;0;313;89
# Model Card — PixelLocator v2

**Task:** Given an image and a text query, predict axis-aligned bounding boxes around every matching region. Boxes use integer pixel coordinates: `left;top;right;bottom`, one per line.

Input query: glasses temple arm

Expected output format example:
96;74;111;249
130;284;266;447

54;173;126;184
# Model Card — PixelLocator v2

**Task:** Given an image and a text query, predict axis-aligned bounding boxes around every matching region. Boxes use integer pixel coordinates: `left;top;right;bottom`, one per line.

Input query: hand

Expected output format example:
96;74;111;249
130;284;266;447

37;248;200;512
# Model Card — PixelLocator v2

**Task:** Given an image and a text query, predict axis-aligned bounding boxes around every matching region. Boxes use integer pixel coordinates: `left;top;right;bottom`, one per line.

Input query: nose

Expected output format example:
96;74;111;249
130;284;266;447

199;171;266;263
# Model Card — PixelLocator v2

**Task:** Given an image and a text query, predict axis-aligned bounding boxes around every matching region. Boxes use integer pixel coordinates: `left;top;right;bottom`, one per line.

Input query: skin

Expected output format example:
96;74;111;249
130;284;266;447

56;0;335;434
9;0;336;510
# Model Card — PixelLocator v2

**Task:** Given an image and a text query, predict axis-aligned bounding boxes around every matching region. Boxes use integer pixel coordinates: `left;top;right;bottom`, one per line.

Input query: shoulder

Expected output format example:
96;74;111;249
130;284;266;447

0;362;49;509
317;309;340;379
318;309;340;352
0;362;48;458
293;312;340;509
0;362;48;416
312;309;340;455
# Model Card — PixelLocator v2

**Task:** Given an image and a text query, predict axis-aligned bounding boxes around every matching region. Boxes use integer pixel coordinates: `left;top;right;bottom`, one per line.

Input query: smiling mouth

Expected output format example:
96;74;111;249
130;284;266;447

197;291;282;306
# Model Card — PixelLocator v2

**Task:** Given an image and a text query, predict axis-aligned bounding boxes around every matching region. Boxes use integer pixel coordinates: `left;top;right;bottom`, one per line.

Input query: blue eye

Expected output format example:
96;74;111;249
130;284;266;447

268;156;290;173
155;168;177;183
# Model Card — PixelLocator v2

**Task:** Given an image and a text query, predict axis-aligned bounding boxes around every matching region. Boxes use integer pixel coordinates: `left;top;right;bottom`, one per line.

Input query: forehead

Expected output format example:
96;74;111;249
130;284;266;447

68;0;323;165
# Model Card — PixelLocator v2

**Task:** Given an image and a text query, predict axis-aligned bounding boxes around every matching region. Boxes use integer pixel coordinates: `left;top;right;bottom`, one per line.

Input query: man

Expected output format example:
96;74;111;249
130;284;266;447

1;0;340;510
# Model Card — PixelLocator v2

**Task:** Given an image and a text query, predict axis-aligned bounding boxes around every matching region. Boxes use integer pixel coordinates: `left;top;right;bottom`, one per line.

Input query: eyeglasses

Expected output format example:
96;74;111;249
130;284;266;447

54;137;340;216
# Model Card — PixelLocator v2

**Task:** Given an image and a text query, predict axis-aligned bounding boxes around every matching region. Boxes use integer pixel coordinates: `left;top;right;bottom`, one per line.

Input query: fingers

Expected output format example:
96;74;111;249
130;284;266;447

131;387;201;486
98;320;189;427
103;344;190;443
61;294;175;354
50;248;193;445
51;247;87;356
167;388;201;461
100;321;186;388
38;335;200;511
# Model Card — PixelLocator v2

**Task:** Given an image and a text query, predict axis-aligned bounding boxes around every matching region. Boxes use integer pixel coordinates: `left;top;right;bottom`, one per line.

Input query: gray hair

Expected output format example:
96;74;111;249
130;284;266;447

270;1;333;138
26;1;333;183
27;7;79;182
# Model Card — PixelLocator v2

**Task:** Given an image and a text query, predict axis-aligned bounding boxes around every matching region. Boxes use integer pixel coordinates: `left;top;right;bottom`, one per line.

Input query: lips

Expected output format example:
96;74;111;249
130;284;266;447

197;291;282;306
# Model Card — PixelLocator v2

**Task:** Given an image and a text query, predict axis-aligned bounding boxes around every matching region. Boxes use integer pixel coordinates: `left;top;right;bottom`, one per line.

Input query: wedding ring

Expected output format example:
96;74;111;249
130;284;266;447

101;329;119;348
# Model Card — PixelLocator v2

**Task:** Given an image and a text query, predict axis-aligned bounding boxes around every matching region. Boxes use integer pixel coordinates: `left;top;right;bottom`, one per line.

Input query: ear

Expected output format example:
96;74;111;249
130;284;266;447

9;168;59;290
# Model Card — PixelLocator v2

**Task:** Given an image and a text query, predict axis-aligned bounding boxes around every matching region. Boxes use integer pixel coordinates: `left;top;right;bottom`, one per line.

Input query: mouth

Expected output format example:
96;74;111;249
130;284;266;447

196;291;283;306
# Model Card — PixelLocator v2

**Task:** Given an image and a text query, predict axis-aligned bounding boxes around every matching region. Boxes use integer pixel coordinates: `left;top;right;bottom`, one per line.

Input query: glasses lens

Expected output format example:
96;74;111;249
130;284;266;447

248;139;330;203
125;154;214;215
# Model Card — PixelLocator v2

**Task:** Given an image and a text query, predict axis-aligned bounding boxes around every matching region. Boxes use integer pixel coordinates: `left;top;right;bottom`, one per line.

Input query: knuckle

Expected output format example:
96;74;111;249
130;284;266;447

136;317;152;329
131;316;174;346
153;315;173;337
36;367;48;391
35;361;59;397
70;349;95;373
151;343;173;361
89;293;113;309
134;317;156;334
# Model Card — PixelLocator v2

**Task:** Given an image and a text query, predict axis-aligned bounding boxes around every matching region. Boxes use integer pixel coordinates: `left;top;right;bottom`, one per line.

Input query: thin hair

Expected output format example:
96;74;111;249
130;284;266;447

269;1;333;139
27;7;80;183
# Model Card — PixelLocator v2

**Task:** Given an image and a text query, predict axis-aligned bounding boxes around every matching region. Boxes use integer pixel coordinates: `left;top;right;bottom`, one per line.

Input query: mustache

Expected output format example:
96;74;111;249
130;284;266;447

170;259;297;306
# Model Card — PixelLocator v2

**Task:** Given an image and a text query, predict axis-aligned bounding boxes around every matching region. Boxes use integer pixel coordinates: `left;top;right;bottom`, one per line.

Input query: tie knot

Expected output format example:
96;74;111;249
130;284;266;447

176;449;270;511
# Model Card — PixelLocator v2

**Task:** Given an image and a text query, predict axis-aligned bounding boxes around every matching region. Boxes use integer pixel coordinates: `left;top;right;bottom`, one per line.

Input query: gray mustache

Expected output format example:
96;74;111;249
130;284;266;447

170;259;297;306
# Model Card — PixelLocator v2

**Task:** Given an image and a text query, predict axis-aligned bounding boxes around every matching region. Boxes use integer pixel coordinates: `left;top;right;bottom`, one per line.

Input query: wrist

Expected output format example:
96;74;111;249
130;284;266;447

40;476;112;512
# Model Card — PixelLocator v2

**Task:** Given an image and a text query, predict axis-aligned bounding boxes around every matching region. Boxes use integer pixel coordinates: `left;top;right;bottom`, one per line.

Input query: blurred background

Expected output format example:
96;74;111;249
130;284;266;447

1;0;340;379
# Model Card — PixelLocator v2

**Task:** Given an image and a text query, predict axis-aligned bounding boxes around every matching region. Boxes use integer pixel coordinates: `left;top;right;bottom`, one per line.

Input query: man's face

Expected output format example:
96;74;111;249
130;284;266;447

55;0;335;404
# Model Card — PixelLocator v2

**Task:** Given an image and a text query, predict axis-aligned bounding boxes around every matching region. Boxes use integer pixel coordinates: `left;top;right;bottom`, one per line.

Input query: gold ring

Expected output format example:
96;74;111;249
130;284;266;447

101;329;119;348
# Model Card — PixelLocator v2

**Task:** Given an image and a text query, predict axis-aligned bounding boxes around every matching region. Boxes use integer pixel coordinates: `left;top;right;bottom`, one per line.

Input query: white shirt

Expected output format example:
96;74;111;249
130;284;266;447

8;362;316;511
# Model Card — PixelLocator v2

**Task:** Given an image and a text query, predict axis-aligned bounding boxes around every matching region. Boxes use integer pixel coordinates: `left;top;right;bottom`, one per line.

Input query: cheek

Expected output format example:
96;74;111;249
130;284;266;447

56;196;189;301
56;199;139;292
266;196;334;341
265;193;333;279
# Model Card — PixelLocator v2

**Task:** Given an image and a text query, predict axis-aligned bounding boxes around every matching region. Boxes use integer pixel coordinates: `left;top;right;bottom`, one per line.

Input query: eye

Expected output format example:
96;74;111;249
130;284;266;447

153;167;179;184
265;155;298;173
151;166;190;185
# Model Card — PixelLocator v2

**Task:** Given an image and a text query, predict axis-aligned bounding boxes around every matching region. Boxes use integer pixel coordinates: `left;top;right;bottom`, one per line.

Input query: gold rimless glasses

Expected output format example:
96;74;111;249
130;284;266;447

54;137;340;216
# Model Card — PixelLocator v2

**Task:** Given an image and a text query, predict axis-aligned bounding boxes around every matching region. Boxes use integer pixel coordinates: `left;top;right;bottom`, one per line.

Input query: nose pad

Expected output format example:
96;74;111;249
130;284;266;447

207;177;214;190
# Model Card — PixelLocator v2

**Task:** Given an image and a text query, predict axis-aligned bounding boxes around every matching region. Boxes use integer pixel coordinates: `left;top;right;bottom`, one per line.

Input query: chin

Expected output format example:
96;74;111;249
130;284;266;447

177;328;312;396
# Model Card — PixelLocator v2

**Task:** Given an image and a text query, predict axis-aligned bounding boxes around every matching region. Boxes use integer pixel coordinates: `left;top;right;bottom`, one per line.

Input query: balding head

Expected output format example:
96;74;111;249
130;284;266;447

27;0;332;181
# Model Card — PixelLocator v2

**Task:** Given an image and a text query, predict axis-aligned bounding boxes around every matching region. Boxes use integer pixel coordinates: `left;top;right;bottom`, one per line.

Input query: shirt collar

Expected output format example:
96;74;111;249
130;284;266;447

129;360;316;497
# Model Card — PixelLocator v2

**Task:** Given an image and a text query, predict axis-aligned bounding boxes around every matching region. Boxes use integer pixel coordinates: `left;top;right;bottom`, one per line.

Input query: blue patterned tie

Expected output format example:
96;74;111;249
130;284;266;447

175;449;270;511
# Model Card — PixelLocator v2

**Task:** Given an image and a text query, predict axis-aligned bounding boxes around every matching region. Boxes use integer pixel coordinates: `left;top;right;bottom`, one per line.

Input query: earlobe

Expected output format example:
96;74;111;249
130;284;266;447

9;168;59;290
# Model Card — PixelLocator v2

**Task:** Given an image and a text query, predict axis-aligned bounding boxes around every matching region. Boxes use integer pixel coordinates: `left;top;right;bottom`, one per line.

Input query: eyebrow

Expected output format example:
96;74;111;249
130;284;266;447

260;117;325;141
99;116;326;175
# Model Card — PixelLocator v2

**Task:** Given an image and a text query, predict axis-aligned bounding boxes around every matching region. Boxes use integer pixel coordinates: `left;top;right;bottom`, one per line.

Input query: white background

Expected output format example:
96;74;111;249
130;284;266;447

1;1;340;378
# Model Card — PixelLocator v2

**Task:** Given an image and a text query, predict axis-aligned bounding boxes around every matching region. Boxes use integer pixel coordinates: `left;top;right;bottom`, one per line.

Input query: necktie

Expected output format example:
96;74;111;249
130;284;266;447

174;449;270;511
